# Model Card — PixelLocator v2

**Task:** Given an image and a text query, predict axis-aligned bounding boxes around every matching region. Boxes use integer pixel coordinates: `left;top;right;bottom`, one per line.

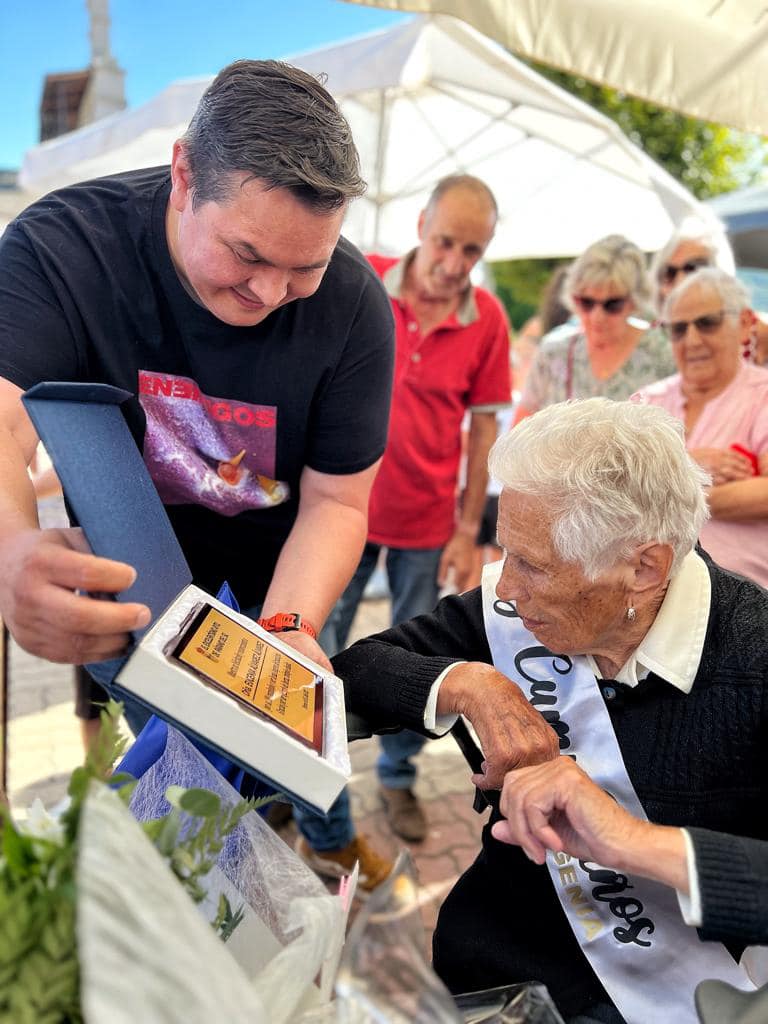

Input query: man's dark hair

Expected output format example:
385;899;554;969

424;174;498;220
182;59;365;212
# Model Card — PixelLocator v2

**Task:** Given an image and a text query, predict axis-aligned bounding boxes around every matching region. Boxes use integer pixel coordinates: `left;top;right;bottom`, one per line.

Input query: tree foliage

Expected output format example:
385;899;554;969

533;63;767;201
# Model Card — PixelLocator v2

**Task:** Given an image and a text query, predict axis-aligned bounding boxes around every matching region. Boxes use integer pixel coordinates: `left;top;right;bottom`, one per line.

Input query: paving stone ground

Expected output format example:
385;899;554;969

5;594;486;956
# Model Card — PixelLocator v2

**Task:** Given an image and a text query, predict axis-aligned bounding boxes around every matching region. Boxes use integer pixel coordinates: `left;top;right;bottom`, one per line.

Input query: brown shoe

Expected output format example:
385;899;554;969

294;834;393;895
380;786;427;842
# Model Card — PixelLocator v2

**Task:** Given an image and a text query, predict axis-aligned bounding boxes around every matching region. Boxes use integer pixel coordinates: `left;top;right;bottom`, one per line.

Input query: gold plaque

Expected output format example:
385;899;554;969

169;604;323;752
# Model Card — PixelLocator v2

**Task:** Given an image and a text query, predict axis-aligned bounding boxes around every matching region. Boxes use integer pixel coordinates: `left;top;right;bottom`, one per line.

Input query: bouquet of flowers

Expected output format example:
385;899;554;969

0;701;344;1024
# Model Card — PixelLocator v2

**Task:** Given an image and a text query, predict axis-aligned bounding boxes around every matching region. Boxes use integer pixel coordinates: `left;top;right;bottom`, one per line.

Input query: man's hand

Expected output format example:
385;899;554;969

438;663;559;789
273;629;334;673
0;527;150;664
690;447;754;485
438;530;476;593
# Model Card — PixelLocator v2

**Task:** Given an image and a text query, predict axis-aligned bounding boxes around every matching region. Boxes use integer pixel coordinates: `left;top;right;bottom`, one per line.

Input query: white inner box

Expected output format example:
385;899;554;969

116;584;351;813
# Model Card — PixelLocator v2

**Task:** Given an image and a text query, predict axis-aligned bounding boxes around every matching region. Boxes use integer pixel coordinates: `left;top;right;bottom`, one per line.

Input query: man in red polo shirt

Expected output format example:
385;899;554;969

323;174;511;841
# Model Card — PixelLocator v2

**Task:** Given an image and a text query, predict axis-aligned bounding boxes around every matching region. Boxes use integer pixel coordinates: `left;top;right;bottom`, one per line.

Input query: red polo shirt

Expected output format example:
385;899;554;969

367;252;511;549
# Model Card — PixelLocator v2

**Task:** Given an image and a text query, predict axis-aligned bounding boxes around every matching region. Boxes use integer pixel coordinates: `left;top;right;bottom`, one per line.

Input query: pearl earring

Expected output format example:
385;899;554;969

627;606;636;622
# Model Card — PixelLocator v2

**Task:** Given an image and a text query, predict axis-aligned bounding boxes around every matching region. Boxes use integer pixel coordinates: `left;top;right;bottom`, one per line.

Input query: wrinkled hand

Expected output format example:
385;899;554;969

690;447;754;485
492;757;643;865
439;663;559;790
272;628;334;673
0;527;150;664
437;531;476;593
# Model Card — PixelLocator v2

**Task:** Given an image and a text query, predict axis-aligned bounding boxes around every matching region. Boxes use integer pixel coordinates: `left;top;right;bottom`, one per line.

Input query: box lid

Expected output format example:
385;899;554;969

22;382;192;633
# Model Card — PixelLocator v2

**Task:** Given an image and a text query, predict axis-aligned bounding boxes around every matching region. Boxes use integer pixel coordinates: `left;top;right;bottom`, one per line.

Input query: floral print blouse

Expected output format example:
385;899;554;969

521;321;676;410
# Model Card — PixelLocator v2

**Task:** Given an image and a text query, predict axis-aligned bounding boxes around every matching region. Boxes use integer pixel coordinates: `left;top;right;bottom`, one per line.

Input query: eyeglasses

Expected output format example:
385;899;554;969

660;258;710;286
573;295;629;315
662;309;736;342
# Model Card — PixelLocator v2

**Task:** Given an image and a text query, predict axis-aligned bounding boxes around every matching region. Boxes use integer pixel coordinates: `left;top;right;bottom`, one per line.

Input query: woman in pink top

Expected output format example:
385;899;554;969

635;268;768;589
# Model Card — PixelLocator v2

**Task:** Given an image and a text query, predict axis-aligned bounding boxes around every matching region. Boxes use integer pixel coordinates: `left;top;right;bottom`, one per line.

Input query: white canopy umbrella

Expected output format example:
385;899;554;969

20;15;715;259
708;183;768;268
342;0;768;133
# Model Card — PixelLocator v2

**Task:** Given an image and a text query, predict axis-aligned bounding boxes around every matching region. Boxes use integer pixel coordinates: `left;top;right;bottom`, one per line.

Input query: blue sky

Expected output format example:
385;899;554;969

0;0;408;170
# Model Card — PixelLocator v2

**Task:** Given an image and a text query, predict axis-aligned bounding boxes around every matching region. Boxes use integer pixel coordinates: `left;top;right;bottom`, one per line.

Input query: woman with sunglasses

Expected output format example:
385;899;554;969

635;267;768;589
516;235;675;423
650;219;734;312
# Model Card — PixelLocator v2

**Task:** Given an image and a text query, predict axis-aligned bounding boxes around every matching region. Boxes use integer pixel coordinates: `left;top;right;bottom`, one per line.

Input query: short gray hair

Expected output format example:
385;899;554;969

663;266;751;321
489;398;710;579
650;219;735;311
424;174;498;221
563;235;651;313
182;59;365;212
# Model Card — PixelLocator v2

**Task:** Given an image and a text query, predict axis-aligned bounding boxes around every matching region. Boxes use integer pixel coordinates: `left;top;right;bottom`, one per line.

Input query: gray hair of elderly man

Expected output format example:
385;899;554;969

561;234;652;315
662;266;751;321
489;398;710;581
650;218;735;312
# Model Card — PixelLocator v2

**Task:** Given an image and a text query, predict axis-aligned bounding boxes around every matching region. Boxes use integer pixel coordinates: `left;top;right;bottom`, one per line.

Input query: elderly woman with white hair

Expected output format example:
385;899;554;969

650;218;735;313
635;267;768;589
515;235;674;423
334;399;768;1024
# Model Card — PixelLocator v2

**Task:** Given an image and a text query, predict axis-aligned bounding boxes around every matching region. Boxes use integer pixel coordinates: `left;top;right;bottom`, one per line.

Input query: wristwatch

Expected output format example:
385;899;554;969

257;612;317;640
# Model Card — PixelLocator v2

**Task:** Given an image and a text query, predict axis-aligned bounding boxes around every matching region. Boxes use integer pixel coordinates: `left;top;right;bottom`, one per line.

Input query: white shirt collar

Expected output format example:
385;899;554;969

585;550;711;693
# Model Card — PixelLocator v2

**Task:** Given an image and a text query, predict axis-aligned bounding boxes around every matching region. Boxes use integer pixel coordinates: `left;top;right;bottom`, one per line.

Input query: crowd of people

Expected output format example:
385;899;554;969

2;56;768;1024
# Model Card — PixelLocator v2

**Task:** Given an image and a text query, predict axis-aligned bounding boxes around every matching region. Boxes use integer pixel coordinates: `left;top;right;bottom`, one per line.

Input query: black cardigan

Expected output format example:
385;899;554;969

334;555;768;1017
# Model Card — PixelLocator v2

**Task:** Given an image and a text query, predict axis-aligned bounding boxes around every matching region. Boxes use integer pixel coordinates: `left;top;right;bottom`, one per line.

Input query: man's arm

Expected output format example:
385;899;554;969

0;378;150;663
260;460;380;670
438;411;497;592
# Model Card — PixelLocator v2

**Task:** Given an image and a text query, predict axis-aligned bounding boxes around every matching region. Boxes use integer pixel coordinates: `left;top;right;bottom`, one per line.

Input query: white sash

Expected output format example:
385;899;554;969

481;561;756;1024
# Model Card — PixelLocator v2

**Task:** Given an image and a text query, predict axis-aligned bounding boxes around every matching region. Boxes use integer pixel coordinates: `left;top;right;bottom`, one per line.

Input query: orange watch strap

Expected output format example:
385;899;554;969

257;612;317;640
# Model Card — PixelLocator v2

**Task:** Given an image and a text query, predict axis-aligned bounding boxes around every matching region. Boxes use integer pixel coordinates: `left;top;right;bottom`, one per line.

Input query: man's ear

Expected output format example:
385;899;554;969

417;208;427;242
169;140;193;213
629;542;674;598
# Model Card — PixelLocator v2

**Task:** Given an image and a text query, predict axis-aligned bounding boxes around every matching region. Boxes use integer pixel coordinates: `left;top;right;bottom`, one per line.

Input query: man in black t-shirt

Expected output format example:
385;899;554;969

0;60;394;890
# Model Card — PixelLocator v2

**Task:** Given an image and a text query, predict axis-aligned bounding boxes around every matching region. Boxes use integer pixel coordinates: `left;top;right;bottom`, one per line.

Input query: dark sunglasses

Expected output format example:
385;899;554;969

660;258;710;285
573;295;629;315
662;309;734;342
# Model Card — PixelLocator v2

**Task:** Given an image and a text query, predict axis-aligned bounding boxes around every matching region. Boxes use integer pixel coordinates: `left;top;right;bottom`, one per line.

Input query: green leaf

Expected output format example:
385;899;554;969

164;785;187;809
1;822;34;875
178;789;221;818
154;812;182;857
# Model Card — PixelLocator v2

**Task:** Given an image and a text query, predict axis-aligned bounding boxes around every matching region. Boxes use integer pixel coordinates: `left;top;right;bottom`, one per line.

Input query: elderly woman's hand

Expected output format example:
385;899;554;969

690;446;755;485
437;663;559;790
492;758;639;864
492;759;690;893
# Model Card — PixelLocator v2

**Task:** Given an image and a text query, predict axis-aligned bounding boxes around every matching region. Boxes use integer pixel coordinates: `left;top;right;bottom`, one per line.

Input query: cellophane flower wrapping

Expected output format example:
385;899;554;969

77;725;345;1023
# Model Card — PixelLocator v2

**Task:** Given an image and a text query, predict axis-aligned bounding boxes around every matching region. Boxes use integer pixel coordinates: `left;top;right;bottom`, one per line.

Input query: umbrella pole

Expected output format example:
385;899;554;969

372;88;388;251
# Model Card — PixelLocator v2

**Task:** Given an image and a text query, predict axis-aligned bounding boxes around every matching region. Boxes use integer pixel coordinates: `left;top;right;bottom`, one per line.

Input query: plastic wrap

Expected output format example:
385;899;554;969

128;725;346;1022
332;851;563;1024
454;984;565;1023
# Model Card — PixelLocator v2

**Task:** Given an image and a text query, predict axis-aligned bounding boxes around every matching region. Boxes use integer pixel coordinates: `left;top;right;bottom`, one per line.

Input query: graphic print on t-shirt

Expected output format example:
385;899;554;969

139;371;289;517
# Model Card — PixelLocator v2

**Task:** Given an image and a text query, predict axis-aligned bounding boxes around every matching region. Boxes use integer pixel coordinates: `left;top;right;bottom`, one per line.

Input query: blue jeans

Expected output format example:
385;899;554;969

322;543;442;791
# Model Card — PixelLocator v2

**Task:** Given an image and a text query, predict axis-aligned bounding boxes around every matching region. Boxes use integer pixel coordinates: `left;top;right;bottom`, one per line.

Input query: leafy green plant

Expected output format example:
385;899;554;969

0;701;273;1023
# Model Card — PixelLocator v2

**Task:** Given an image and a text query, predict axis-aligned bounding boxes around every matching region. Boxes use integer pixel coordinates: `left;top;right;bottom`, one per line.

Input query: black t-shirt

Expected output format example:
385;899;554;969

0;167;394;605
